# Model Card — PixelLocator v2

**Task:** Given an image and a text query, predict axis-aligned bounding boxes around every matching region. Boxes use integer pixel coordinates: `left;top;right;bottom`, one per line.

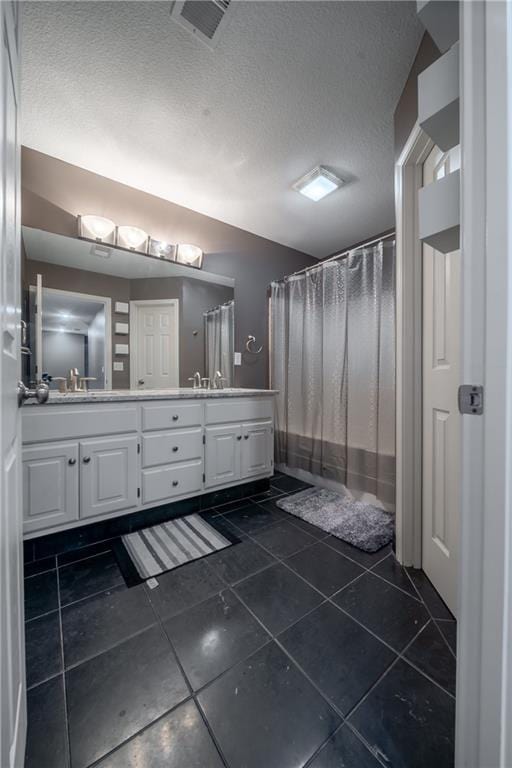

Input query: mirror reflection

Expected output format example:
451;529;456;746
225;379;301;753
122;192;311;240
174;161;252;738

22;227;235;391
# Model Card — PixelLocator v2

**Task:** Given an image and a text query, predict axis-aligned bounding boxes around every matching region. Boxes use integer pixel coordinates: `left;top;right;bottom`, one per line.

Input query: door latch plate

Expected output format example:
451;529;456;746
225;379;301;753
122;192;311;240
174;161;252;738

458;385;484;415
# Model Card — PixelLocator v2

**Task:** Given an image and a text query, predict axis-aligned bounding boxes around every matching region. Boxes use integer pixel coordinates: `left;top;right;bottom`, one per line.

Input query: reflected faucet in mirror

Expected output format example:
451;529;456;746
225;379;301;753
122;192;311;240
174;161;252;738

188;371;202;389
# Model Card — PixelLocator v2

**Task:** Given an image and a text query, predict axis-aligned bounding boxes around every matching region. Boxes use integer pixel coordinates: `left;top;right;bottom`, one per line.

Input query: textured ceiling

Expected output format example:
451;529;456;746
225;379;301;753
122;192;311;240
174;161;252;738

21;1;422;258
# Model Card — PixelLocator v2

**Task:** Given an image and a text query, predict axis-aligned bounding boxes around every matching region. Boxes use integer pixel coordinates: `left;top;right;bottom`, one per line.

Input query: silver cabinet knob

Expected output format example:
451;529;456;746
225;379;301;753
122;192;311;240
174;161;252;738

244;435;249;440
172;415;179;421
138;379;145;385
83;456;91;464
236;435;242;441
68;458;77;466
172;446;179;452
172;480;179;487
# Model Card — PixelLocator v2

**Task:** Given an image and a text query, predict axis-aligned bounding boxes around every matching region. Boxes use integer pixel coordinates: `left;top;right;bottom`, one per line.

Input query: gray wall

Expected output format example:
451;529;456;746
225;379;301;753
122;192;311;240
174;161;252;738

22;147;316;388
394;33;441;159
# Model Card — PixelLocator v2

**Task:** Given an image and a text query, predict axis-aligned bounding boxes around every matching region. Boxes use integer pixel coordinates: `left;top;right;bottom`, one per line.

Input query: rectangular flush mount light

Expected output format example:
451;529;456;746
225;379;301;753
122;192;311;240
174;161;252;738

293;166;343;201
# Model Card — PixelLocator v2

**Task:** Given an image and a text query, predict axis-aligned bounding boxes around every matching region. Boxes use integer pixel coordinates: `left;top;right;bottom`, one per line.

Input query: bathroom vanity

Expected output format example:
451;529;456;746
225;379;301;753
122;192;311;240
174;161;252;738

22;389;276;537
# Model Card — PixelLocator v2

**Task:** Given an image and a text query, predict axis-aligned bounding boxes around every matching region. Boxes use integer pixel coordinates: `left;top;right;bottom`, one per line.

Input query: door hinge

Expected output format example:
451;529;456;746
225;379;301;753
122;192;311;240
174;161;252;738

137;487;141;498
202;434;206;445
458;385;484;415
137;443;141;454
202;473;205;483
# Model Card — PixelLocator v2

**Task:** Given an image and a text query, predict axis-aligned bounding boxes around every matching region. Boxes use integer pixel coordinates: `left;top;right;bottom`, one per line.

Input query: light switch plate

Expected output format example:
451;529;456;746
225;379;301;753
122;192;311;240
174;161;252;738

113;362;124;372
115;322;129;335
115;344;129;355
234;352;242;366
115;301;129;314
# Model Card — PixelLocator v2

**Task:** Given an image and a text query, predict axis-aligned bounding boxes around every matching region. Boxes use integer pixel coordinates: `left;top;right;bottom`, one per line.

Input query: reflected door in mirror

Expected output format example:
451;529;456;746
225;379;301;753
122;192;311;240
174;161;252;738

132;300;179;389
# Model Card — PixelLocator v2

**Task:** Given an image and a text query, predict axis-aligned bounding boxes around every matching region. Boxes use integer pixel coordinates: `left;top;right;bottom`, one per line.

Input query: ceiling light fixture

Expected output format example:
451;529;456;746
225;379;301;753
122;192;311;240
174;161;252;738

176;244;204;269
116;225;149;253
293;166;344;202
78;215;116;243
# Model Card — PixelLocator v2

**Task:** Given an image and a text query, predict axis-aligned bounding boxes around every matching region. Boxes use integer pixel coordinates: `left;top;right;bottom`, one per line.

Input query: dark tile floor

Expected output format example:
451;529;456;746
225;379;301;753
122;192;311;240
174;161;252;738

24;472;456;768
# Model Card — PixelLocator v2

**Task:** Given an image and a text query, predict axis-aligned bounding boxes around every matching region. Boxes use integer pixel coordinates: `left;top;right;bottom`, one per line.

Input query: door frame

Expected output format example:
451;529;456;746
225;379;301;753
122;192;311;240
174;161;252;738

129;299;180;389
31;284;112;389
394;120;432;568
396;2;512;765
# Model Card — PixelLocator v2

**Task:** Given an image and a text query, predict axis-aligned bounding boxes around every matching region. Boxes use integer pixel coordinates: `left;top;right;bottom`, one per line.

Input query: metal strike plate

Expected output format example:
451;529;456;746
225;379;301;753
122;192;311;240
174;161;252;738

458;385;484;415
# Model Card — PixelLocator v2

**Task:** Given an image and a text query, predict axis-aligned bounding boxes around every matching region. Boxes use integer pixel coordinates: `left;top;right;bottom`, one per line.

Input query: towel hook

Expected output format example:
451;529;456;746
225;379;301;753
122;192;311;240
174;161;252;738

245;335;263;354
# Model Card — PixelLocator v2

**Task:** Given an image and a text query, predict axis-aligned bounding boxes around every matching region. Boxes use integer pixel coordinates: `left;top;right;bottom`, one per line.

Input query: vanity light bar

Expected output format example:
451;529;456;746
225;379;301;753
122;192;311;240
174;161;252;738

77;214;203;268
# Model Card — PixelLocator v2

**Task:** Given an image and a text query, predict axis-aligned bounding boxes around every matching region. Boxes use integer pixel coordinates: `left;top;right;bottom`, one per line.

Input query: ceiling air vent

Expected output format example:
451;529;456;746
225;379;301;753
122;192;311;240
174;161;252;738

170;0;231;49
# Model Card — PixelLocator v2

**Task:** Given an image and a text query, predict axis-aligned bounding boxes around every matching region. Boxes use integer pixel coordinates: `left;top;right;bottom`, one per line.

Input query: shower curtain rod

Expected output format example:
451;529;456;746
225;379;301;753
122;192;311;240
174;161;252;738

203;299;234;315
283;231;396;282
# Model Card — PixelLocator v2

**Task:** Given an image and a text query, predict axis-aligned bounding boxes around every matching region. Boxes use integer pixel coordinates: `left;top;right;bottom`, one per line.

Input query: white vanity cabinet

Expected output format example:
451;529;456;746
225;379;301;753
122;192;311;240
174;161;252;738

204;420;273;488
22;393;275;537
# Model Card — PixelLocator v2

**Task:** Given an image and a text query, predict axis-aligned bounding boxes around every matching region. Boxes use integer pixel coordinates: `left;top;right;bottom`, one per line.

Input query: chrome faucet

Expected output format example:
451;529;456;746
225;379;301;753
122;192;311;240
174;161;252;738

188;371;202;389
213;371;227;389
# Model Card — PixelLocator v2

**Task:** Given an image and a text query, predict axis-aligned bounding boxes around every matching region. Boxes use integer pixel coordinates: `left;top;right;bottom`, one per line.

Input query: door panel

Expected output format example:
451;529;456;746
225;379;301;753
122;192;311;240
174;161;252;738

80;436;138;518
23;442;79;533
422;144;460;616
241;421;273;478
205;424;241;487
134;302;179;389
0;4;25;764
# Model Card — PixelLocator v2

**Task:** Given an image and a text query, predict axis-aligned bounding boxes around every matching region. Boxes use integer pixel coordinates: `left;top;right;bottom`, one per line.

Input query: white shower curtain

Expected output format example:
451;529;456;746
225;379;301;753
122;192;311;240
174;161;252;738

270;240;395;506
204;301;234;386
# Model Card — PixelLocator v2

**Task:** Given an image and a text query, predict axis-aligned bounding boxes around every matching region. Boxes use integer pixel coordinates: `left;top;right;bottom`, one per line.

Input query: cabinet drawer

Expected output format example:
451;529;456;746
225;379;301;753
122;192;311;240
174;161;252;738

142;460;203;505
205;398;273;425
22;405;138;443
142;428;203;468
142;402;203;432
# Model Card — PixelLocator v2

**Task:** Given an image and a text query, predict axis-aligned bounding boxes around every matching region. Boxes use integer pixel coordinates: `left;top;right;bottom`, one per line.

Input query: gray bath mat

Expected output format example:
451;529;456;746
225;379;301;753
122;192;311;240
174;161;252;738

120;514;234;580
276;487;394;552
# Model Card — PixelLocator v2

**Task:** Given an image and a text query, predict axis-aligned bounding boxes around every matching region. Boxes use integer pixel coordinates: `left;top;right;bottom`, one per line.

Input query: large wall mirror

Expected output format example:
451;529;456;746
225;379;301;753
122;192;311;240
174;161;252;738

22;227;235;391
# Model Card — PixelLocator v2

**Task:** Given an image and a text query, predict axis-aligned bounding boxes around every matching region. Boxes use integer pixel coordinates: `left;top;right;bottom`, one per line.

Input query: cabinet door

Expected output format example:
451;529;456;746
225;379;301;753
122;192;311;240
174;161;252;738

80;435;138;519
205;424;241;488
23;442;79;533
241;421;273;479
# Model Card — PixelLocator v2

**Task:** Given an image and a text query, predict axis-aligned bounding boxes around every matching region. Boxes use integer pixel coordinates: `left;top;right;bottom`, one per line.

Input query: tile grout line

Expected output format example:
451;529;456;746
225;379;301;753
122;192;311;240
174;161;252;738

402;568;457;659
148;597;232;768
55;563;72;768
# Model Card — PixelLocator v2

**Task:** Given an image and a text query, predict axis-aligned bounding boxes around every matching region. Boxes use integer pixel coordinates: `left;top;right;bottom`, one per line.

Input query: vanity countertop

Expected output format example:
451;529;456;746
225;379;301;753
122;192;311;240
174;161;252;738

26;387;278;405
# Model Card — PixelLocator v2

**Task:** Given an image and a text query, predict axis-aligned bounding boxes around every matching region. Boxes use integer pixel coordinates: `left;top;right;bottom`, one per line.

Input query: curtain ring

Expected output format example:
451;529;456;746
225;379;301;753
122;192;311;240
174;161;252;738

245;335;263;354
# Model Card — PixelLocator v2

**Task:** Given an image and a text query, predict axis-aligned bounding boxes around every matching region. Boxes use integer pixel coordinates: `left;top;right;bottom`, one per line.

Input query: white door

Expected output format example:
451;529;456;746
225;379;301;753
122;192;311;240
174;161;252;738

205;424;241;488
132;301;179;389
0;3;26;765
23;442;79;533
80;436;138;518
241;421;273;479
422;144;461;616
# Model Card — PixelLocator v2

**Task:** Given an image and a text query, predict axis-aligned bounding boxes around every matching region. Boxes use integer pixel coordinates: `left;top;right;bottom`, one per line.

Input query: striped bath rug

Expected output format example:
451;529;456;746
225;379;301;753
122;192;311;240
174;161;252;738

117;514;236;582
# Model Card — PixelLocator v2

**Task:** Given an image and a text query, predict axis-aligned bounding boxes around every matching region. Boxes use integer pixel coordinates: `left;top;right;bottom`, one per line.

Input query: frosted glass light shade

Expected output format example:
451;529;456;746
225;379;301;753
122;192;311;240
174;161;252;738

116;225;149;252
78;214;116;243
292;166;343;202
149;238;176;260
176;244;204;269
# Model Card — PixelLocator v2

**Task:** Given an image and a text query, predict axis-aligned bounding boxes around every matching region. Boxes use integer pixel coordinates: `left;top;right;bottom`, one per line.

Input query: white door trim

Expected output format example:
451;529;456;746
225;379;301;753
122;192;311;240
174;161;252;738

457;2;512;766
394;121;432;567
129;299;180;389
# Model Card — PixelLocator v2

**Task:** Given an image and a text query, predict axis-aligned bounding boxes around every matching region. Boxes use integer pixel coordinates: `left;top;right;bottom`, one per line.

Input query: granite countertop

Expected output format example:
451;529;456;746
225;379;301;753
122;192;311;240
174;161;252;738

27;387;278;405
